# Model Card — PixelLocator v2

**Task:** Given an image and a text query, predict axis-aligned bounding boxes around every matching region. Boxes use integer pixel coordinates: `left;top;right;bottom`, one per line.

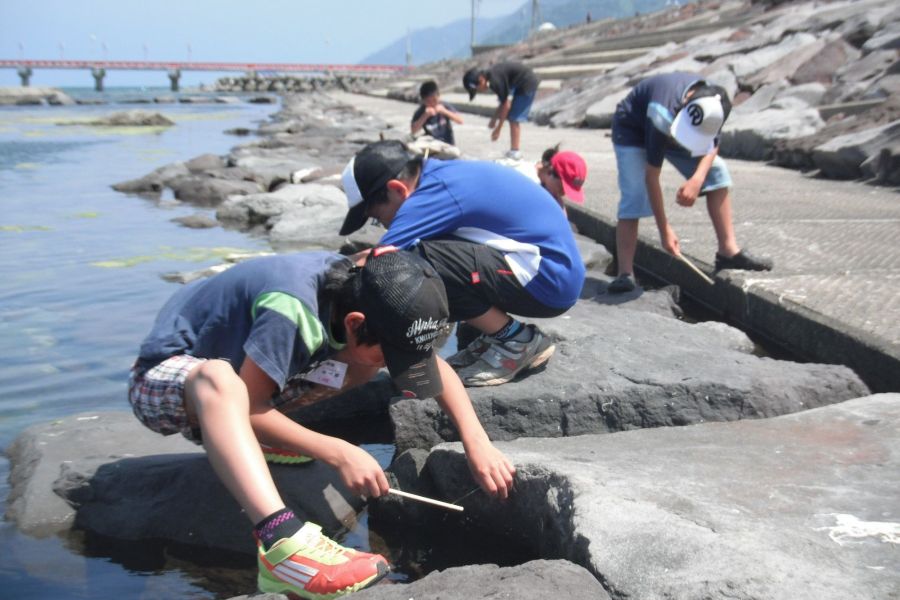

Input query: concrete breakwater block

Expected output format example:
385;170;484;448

381;394;900;600
389;299;869;452
4;412;364;555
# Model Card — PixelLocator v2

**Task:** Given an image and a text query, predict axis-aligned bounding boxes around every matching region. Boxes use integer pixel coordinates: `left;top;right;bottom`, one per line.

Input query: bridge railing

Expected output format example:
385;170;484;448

0;59;406;74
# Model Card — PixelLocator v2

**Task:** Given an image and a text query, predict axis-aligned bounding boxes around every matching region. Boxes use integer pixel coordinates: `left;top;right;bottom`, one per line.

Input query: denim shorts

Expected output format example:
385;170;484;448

614;144;733;219
128;355;205;443
508;91;536;122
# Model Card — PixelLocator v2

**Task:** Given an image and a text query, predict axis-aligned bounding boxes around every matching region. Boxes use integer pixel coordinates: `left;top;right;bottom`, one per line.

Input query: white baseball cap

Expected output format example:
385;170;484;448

670;92;729;157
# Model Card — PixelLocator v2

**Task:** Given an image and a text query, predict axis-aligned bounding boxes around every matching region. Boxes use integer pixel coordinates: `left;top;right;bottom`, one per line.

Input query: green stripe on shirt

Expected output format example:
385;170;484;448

252;292;325;354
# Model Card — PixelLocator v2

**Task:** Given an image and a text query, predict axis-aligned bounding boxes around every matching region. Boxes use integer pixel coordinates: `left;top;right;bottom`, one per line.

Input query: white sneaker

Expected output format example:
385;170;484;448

505;149;523;160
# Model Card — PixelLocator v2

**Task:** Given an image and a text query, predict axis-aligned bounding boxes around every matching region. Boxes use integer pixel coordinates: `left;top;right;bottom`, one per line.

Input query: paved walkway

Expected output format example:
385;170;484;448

331;91;900;392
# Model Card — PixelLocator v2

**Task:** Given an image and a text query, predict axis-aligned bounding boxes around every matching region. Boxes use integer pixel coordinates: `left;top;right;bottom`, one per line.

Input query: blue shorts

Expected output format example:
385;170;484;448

614;144;733;219
508;91;536;122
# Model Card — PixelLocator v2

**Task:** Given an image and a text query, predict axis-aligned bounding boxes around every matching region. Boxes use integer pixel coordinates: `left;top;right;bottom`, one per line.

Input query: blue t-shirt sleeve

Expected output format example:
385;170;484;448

380;183;463;249
644;101;675;168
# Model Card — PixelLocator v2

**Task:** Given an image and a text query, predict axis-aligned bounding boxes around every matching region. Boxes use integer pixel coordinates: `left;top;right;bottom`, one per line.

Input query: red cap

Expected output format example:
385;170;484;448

551;151;587;204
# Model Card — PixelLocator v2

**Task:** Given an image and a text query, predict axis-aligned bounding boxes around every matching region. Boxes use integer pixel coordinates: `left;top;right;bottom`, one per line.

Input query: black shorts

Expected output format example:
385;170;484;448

415;238;569;322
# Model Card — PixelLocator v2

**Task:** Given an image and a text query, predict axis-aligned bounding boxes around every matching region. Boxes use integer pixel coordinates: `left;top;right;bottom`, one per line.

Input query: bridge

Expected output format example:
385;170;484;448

1;59;407;91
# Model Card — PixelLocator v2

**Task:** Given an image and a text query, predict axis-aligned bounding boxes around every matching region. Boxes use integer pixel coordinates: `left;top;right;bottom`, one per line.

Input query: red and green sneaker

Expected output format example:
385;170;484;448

260;443;314;465
257;522;390;598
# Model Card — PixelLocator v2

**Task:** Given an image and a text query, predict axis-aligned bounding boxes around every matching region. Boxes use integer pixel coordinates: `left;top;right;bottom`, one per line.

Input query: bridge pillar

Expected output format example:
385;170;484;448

168;69;181;92
91;67;106;92
17;67;33;87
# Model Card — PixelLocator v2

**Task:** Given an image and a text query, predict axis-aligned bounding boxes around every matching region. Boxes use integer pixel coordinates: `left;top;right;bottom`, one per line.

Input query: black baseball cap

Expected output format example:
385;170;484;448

340;140;415;236
357;246;448;399
463;67;481;101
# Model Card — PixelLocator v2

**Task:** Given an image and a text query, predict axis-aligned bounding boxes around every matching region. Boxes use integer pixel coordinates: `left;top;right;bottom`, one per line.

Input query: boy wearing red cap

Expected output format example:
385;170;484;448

535;145;588;214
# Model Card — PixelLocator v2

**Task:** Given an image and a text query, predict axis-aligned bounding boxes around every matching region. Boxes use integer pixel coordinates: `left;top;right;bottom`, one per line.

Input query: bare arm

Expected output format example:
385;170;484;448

438;104;464;124
677;148;718;207
241;356;389;497
645;164;681;257
433;357;516;499
410;106;436;136
490;100;512;141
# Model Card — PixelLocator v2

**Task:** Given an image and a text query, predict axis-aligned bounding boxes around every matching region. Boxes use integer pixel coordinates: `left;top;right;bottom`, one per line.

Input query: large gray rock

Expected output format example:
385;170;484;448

4;411;365;555
388;299;869;452
353;560;610;600
812;118;900;179
728;33;819;82
383;394;899;600
111;161;190;195
75;110;175;127
0;86;75;106
169;175;262;206
583;88;630;129
720;105;825;160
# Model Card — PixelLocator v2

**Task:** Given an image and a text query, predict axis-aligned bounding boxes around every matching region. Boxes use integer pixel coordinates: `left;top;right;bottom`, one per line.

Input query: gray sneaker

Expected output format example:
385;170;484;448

446;334;491;370
457;325;555;387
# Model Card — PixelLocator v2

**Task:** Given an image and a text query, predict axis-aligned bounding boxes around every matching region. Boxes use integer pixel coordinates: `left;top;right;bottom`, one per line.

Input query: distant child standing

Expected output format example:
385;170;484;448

410;80;463;146
463;62;539;160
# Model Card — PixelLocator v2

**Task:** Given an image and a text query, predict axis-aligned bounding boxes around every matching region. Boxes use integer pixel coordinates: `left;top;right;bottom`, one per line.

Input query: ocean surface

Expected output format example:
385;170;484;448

0;86;293;598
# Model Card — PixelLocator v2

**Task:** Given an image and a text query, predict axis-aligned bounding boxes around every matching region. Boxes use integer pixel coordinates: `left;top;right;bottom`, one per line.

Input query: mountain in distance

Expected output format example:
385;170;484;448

360;14;508;66
481;0;673;45
360;0;672;66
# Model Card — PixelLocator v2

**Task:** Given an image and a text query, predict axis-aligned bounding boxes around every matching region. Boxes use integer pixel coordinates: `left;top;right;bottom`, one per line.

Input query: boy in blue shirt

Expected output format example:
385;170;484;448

129;249;514;598
608;72;773;293
410;80;463;146
339;140;585;387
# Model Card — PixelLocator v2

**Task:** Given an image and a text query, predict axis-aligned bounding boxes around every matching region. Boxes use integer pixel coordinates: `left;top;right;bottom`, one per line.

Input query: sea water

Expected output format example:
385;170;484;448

0;87;281;598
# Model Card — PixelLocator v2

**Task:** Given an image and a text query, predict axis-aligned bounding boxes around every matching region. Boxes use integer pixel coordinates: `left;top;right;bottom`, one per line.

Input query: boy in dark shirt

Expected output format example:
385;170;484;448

463;62;539;160
608;72;773;293
410;80;463;145
129;249;514;598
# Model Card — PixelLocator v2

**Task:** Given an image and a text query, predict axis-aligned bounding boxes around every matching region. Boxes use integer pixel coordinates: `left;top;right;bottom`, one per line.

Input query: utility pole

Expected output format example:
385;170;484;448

405;29;412;68
470;0;477;55
531;0;541;32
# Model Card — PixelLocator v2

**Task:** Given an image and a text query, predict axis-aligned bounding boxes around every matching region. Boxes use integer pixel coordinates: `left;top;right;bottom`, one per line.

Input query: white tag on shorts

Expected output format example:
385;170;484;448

301;359;347;389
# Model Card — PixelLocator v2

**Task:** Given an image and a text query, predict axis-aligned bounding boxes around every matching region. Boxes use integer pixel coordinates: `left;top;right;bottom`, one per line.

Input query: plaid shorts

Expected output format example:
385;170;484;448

128;355;205;443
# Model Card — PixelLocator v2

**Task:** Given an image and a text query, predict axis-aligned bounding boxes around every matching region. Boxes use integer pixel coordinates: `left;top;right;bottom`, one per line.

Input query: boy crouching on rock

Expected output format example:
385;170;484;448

128;248;514;598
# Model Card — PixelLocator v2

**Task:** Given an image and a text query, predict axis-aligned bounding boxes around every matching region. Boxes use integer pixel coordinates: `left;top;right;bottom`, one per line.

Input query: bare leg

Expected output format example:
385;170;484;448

184;359;284;524
706;188;740;257
465;306;512;336
509;122;521;152
615;218;639;275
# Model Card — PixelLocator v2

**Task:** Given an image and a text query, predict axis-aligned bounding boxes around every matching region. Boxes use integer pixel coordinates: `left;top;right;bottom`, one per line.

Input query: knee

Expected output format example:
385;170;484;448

187;359;246;409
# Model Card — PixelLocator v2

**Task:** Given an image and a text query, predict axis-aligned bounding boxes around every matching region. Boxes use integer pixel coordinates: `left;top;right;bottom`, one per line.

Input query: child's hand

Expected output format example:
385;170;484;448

464;438;516;500
676;178;701;207
660;223;681;257
424;106;437;117
488;118;497;129
491;126;502;141
335;442;390;498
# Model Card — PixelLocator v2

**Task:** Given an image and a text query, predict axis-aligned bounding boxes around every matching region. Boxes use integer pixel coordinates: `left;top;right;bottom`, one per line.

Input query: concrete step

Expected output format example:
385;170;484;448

541;47;654;64
532;63;618;79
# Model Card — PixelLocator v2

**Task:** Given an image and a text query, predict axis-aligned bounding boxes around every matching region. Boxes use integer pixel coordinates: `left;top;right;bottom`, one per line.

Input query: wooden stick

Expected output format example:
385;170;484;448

679;254;715;286
423;148;430;161
388;488;464;512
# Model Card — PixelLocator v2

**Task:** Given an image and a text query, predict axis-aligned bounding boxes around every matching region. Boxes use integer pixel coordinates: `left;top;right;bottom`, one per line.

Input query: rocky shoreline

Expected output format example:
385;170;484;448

371;0;900;187
5;86;898;599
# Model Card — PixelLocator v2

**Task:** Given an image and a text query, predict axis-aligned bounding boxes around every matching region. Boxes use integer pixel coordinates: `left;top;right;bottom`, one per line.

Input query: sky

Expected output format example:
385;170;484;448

0;0;525;88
